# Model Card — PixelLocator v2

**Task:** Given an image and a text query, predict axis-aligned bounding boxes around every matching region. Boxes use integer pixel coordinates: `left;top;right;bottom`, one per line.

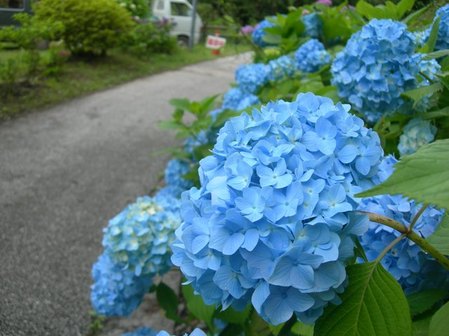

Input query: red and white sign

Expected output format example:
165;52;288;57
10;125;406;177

205;35;226;50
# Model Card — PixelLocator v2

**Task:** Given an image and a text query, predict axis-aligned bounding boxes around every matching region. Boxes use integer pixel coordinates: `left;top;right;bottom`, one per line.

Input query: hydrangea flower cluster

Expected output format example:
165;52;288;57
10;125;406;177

415;56;441;112
302;13;322;39
398;119;437;156
235;63;269;94
91;195;181;316
156;329;206;336
252;19;275;47
160;159;193;198
358;156;448;293
267;55;297;82
222;88;260;111
429;4;449;51
331;19;420;123
122;328;206;336
103;195;181;277
295;39;331;73
172;93;383;325
91;253;153;316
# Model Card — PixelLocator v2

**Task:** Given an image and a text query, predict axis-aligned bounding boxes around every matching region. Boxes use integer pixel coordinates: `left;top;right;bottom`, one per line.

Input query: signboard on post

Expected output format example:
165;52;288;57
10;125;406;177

205;35;226;50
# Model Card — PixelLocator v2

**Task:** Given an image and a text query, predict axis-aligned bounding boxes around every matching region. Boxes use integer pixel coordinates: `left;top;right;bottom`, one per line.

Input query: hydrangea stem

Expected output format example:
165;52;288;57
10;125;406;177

358;211;449;270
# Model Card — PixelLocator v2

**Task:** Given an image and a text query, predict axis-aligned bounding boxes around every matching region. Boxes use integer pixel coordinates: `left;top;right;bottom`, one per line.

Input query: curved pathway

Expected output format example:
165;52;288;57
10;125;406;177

0;53;250;336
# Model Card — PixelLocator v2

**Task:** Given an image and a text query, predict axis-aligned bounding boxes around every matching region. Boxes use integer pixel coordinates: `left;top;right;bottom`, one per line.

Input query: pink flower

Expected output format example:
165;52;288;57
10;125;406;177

316;0;332;6
240;25;254;35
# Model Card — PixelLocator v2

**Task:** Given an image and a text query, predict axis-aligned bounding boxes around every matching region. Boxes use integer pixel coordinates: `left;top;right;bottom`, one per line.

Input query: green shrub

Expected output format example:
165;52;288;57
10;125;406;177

34;0;135;56
116;0;149;19
120;21;177;58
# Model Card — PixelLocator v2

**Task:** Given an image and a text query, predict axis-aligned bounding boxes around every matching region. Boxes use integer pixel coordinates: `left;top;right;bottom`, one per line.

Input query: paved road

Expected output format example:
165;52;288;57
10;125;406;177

0;53;250;336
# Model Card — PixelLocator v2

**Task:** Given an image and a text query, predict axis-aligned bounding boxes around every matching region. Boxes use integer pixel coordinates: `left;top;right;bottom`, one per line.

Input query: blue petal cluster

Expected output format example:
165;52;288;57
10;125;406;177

331;19;419;123
414;56;441;112
156;329;206;336
302;13;322;39
235;63;269;94
358;156;448;293
123;327;159;336
160;159;193;198
103;195;181;277
223;88;260;111
252;19;275;47
398;119;437;156
295;39;331;73
91;253;152;316
267;55;297;82
172;93;383;325
431;4;449;51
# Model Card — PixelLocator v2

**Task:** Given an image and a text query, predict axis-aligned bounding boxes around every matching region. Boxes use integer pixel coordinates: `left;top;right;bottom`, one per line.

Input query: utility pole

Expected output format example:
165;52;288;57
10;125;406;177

189;0;198;49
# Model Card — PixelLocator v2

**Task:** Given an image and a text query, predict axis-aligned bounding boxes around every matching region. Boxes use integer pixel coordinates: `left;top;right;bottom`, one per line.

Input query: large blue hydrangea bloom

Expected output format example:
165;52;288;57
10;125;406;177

91;253;152;316
267;55;297;82
252;19;275;47
235;63;269;94
398;119;437;156
171;93;383;325
223;88;260;111
295;39;331;73
102;195;181;277
430;4;449;51
302;13;322;39
123;327;159;336
331;19;420;123
358;156;448;293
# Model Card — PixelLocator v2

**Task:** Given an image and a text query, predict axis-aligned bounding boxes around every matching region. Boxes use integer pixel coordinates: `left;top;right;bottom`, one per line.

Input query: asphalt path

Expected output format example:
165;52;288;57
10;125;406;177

0;53;250;336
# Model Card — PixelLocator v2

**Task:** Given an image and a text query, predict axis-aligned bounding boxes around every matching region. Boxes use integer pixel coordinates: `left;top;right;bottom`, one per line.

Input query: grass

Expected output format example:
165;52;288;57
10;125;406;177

0;43;250;120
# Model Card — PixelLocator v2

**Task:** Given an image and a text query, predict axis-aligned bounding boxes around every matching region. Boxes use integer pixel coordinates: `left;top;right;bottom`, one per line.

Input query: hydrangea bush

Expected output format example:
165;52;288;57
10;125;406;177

252;20;275;47
302;13;322;39
235;63;270;94
171;93;383;325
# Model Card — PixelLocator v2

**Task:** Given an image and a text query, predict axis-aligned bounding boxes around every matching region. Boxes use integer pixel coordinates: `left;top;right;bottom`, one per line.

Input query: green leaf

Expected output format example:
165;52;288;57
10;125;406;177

357;139;449;210
424;49;449;60
356;0;391;19
315;262;412;336
413;316;432;336
403;4;430;26
427;214;449;254
402;83;443;107
429;301;449;336
216;305;251;325
182;283;216;330
423;106;449;119
396;0;415;18
156;282;182;323
169;98;192;111
421;17;441;53
408;289;448;316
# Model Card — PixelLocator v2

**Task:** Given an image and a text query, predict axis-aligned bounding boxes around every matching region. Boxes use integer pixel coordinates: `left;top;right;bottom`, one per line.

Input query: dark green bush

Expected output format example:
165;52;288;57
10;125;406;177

120;21;177;58
34;0;135;56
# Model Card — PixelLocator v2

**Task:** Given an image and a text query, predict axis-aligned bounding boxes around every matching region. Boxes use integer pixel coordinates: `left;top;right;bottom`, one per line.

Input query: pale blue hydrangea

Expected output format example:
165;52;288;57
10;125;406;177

162;159;193;198
430;4;449;51
413;30;428;47
398;119;437;156
235;63;270;94
414;56;441;112
156;329;206;336
302;13;322;39
102;195;181;277
123;327;159;336
223;88;260;111
267;55;297;82
331;19;419;123
91;253;152;316
252;19;275;47
171;93;383;325
295;39;331;73
359;156;448;293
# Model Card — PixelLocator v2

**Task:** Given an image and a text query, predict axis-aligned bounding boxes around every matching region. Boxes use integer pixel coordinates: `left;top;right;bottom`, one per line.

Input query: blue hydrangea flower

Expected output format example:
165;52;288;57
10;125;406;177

252;19;275;47
413;30;428;47
358;156;448;293
331;19;420;123
123;327;159;336
235;63;269;94
302;13;322;39
91;253;152;316
223;88;260;111
267;55;297;82
102;195;181;277
171;93;383;325
398;119;437;156
414;56;441;112
429;4;449;51
162;159;193;198
156;329;206;336
295;39;331;73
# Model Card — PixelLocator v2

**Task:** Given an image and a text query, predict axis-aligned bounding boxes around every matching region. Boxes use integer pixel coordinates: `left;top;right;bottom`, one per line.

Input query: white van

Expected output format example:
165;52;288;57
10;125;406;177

152;0;203;46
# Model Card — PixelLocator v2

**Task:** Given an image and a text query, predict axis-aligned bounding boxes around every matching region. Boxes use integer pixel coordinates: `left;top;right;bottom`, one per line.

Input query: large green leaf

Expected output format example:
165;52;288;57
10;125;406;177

315;262;412;336
402;83;443;107
427;214;449;255
182;283;216;330
429;301;449;336
396;0;415;18
357;139;449;210
156;282;182;323
215;305;251;325
407;289;448;316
